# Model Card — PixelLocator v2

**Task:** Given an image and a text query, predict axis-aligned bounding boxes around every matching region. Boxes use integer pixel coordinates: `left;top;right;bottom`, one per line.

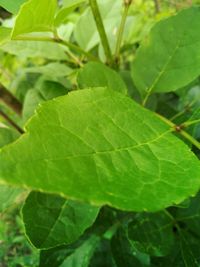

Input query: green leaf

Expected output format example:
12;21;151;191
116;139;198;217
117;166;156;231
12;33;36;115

0;88;200;212
22;191;99;249
12;0;57;39
77;62;127;94
1;41;67;60
128;212;174;257
23;80;68;121
0;125;19;148
111;227;150;267
0;0;27;14
152;231;200;267
55;0;87;26
23;62;72;78
0;185;23;213
176;192;200;236
132;7;200;99
40;235;100;267
59;235;99;267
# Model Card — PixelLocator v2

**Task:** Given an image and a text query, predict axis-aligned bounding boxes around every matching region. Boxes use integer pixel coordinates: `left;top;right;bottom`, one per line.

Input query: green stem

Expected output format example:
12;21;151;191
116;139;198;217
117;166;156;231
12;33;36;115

114;2;131;61
170;100;196;121
56;38;98;61
156;113;200;150
14;35;98;62
153;0;161;13
183;119;200;128
155;113;175;128
0;83;22;115
142;91;151;107
0;110;24;134
89;0;112;65
180;130;200;150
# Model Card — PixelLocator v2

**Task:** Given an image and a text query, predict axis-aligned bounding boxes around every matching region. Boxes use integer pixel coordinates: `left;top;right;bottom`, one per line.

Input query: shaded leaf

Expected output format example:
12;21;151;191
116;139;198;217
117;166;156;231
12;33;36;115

128;212;174;256
77;62;127;94
22;191;99;249
132;7;200;98
111;227;149;267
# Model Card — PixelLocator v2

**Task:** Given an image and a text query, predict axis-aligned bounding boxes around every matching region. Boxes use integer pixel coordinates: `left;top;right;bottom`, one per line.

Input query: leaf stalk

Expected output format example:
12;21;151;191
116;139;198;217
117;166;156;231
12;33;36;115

89;0;113;65
114;0;131;62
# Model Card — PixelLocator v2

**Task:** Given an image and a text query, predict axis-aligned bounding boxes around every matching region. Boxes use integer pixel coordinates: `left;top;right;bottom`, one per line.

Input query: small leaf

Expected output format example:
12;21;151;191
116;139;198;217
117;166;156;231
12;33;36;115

132;7;200;98
22;191;99;249
12;0;57;39
23;79;68;121
0;88;200;212
55;0;87;26
77;62;127;94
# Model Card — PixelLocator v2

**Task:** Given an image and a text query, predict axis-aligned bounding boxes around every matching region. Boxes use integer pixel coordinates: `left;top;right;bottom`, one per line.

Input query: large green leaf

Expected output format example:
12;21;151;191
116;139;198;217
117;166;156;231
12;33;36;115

0;88;200;211
132;7;200;99
0;0;27;14
22;191;99;249
12;0;57;39
77;62;127;94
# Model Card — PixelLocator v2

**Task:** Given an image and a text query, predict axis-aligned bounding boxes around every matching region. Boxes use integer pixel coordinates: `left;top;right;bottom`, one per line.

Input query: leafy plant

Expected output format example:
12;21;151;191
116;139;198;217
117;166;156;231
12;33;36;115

1;0;200;266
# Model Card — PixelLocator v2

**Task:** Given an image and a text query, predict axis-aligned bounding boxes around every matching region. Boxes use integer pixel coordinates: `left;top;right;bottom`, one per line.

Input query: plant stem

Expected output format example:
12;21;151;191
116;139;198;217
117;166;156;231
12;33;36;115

89;0;112;65
153;0;160;13
180;130;200;150
183;119;200;128
170;100;196;121
142;91;151;107
15;35;98;62
0;110;24;134
156;112;200;151
55;38;98;61
0;83;22;115
114;1;131;62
